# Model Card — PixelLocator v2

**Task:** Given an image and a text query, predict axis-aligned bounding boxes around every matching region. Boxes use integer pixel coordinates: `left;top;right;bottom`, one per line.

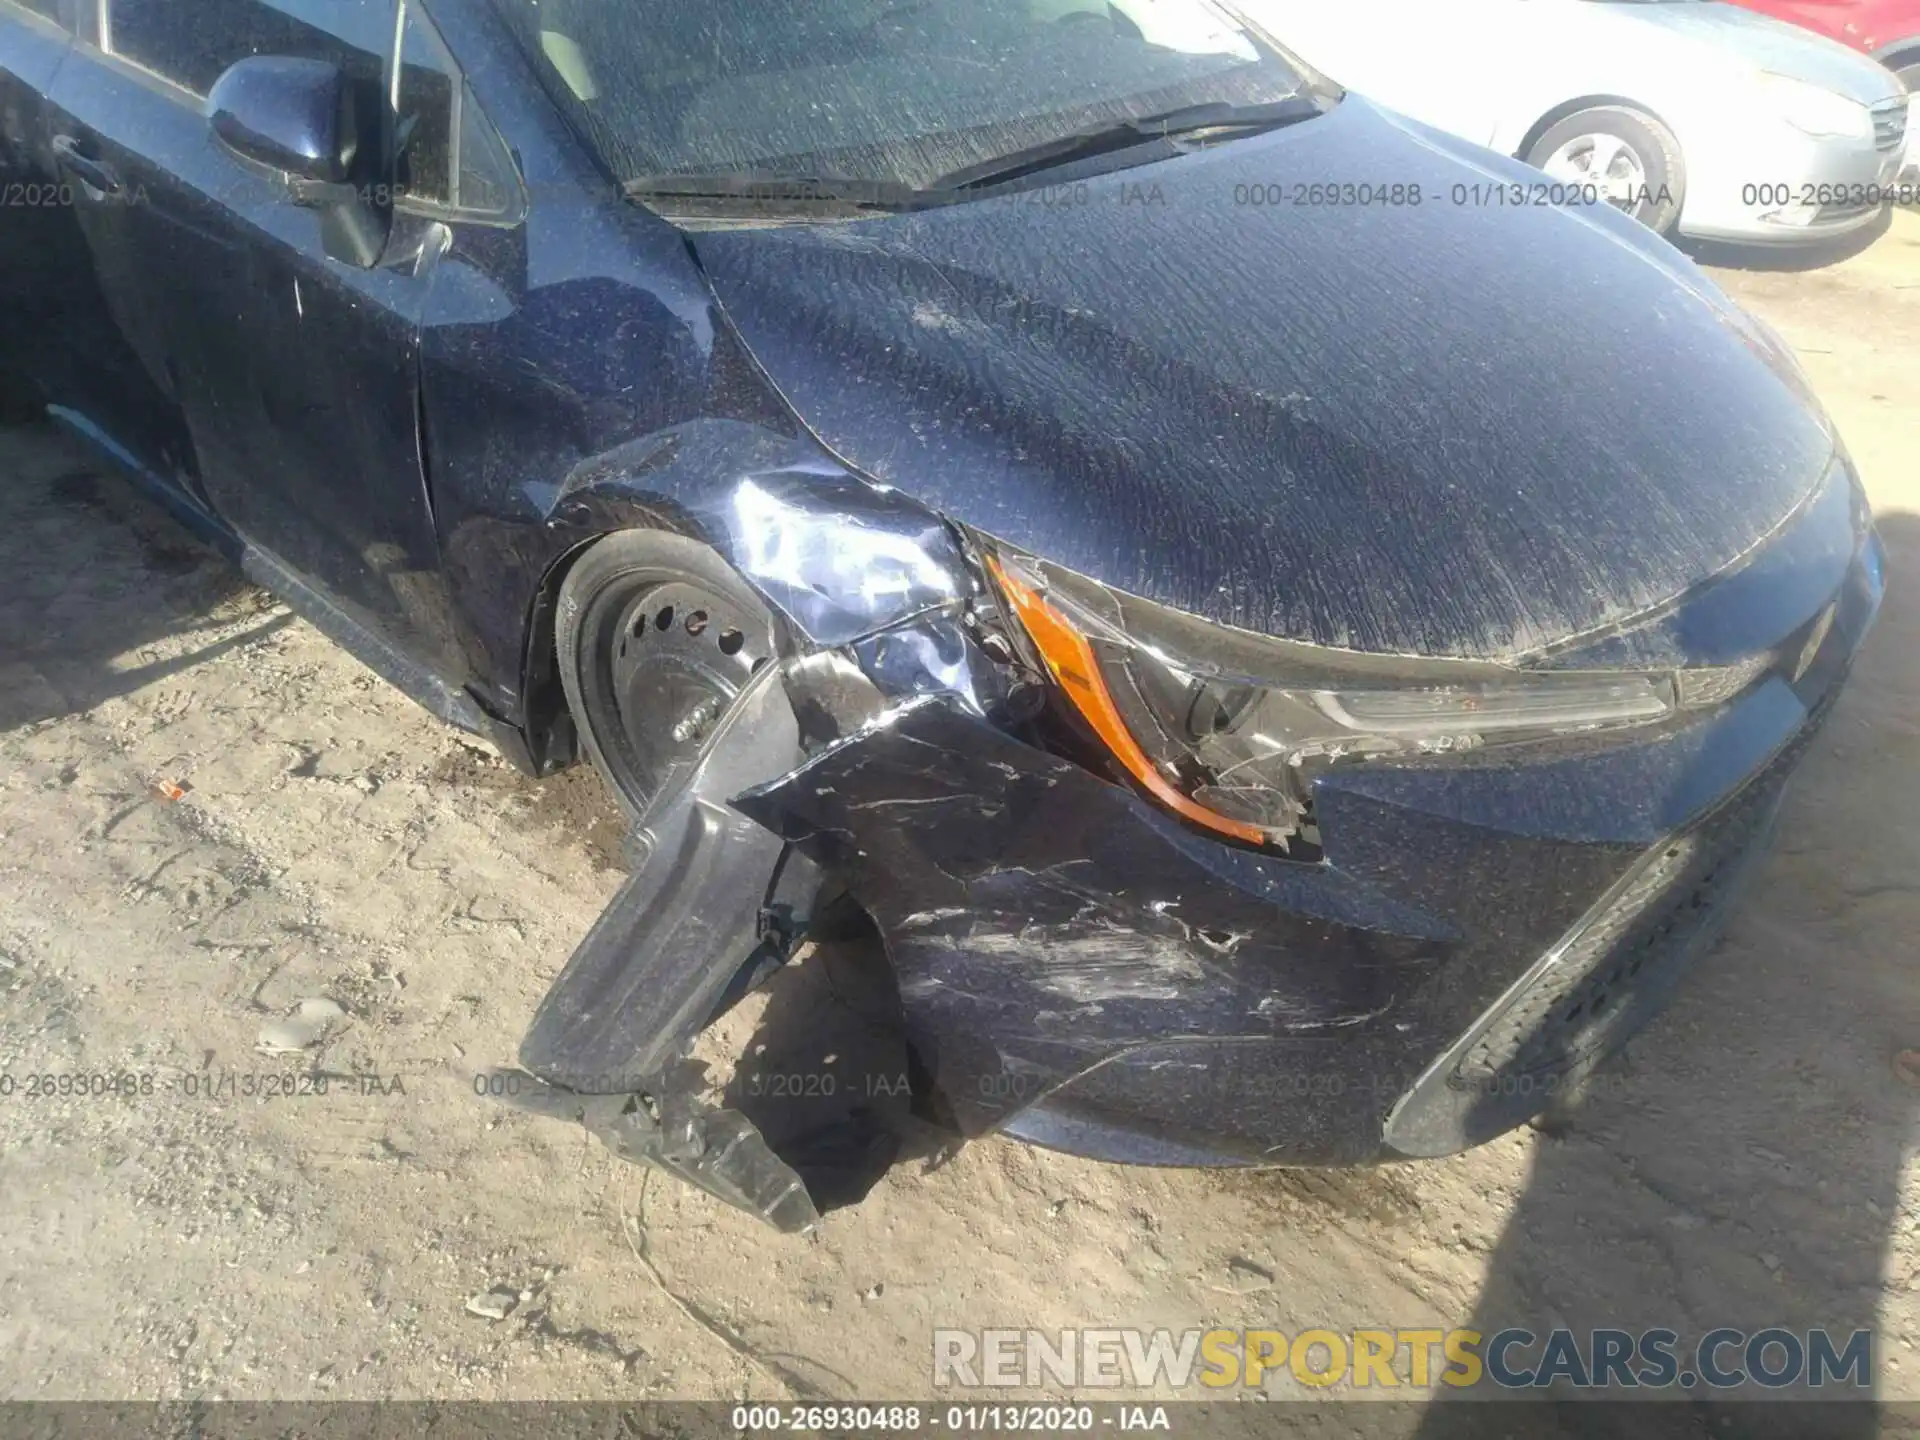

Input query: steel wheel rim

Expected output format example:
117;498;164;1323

589;574;774;815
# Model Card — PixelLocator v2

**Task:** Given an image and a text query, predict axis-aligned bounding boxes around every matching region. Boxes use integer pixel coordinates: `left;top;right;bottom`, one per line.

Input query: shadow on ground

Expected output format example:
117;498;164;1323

1415;512;1920;1438
0;420;290;734
718;909;956;1214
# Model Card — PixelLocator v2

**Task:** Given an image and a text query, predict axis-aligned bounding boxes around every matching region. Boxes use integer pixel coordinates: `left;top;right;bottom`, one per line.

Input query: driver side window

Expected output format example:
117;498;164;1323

393;0;521;218
95;0;518;218
100;0;390;98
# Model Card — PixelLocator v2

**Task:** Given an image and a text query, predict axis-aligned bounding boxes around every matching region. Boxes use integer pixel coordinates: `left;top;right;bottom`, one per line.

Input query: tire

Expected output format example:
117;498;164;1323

1524;105;1686;235
554;530;784;823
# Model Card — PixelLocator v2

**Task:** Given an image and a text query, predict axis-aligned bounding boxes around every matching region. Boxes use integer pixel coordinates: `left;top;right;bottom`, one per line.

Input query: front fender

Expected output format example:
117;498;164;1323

544;419;974;647
434;408;979;771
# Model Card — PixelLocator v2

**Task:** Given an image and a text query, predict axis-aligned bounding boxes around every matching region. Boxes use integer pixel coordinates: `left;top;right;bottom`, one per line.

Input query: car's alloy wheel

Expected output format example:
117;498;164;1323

555;531;782;823
1525;105;1685;235
1543;132;1646;203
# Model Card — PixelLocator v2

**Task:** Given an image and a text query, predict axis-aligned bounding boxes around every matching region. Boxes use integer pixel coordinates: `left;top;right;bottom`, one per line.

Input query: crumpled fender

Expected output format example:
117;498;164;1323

543;418;972;647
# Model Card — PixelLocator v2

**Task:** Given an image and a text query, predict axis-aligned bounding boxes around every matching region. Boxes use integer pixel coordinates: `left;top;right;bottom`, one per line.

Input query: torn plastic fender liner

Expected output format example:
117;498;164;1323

511;617;988;1096
485;1069;819;1233
506;657;823;1231
518;658;812;1091
501;482;984;1228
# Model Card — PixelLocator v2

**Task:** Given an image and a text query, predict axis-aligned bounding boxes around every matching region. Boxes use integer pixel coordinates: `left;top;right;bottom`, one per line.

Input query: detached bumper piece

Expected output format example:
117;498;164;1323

502;662;822;1234
483;1069;818;1234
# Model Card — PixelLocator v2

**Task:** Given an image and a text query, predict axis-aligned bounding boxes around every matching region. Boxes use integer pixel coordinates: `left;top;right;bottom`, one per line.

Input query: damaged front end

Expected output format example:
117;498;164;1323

485;452;1019;1234
491;454;1881;1230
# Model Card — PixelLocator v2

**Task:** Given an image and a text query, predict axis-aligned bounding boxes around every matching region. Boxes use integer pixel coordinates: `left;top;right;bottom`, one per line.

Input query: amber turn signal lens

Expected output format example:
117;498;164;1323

985;554;1269;846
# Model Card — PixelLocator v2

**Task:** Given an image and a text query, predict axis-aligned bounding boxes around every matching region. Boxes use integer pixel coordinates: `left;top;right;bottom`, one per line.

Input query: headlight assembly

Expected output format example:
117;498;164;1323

1759;73;1874;141
981;546;1702;852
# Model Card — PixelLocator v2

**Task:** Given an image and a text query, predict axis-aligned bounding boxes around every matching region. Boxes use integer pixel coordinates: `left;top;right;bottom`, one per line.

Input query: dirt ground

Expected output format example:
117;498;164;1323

2;210;1919;1420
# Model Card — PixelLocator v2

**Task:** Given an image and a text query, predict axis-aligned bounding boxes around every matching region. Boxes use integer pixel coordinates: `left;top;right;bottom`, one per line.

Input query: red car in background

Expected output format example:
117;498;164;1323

1729;0;1920;89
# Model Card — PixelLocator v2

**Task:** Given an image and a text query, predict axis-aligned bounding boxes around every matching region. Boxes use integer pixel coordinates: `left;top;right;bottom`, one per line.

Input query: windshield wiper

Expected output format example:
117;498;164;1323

624;171;924;213
624;96;1324;213
925;95;1322;194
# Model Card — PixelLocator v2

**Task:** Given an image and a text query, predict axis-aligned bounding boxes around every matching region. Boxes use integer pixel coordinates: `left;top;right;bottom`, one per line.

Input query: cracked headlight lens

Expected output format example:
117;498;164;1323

982;548;1682;851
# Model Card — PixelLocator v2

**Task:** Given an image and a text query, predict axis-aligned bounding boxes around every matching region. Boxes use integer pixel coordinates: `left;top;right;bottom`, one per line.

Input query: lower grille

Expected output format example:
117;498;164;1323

1454;773;1783;1087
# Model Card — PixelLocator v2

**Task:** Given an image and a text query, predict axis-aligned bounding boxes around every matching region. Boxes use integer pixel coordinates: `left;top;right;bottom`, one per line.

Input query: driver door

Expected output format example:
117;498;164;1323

41;0;473;698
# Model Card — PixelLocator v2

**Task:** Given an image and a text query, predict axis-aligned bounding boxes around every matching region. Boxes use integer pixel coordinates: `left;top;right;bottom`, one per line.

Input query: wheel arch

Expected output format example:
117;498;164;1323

1871;35;1920;71
501;423;977;778
511;530;607;778
514;520;762;781
1512;94;1678;163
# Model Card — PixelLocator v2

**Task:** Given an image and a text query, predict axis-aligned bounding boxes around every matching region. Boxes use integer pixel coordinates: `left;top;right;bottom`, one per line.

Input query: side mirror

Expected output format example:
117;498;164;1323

206;55;357;187
205;55;390;267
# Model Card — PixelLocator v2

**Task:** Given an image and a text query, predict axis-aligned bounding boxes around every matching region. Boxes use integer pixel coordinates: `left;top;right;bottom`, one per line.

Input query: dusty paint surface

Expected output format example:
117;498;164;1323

0;219;1917;1408
694;98;1836;661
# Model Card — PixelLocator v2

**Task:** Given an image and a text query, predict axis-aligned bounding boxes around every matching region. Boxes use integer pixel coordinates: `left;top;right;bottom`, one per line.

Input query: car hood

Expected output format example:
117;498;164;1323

1610;1;1905;101
686;97;1837;661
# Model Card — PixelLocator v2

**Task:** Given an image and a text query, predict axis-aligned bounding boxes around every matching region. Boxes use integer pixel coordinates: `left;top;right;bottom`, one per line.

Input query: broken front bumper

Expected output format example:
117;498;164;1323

504;469;1881;1222
736;650;1850;1166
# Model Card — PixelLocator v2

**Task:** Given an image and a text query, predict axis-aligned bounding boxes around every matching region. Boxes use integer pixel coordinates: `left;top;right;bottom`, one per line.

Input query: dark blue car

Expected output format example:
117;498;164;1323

0;0;1883;1230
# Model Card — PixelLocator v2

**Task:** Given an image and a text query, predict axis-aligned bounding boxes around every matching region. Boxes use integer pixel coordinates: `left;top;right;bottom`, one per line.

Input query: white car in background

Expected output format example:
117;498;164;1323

1236;0;1911;245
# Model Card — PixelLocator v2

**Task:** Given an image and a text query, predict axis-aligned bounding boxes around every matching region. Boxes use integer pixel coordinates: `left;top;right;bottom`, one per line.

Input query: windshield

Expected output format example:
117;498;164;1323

487;0;1316;193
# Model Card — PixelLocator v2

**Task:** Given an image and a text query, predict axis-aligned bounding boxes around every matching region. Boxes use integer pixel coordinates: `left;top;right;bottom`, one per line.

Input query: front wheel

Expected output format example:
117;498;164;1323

554;530;784;823
1525;105;1686;235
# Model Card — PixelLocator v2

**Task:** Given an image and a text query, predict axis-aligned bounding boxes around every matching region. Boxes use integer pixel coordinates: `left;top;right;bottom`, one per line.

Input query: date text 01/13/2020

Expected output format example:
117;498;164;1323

730;1405;1171;1432
0;1072;407;1099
